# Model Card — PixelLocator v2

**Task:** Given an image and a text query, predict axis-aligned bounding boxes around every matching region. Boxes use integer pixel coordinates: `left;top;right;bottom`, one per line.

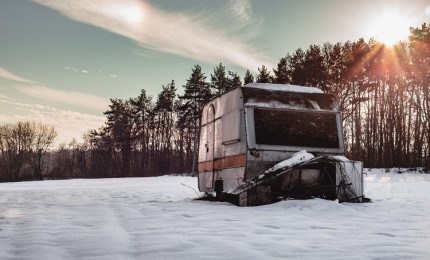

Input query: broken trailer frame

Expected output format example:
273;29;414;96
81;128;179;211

197;83;364;206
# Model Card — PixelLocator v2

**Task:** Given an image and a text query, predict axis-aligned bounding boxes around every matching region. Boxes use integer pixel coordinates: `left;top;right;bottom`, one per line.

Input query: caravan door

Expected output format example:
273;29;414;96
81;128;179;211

198;104;215;191
205;105;216;188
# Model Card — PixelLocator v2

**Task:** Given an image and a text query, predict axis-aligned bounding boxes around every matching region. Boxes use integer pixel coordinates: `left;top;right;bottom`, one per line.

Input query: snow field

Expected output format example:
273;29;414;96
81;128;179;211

0;171;429;259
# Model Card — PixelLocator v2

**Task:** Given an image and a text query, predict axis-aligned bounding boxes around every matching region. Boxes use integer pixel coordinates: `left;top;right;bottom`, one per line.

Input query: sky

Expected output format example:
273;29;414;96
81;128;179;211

1;0;429;145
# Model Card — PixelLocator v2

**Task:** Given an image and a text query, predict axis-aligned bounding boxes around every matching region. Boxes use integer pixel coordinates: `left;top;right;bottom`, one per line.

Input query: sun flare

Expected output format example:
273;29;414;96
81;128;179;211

372;12;411;47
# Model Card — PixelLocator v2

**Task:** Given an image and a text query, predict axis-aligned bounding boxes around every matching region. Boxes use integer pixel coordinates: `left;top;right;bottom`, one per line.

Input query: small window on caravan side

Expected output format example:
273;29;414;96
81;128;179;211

222;110;241;144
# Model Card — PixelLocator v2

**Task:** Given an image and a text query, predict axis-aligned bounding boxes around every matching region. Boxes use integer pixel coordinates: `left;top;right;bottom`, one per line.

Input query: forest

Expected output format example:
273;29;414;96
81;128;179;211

1;23;430;182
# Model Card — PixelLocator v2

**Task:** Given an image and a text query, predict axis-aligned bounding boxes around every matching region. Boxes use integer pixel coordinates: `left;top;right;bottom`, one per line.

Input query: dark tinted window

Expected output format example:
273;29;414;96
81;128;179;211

254;108;340;148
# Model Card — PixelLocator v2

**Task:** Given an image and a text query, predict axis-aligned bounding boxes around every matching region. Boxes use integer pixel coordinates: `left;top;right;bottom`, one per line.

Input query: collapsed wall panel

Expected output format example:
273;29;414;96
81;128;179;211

224;156;364;206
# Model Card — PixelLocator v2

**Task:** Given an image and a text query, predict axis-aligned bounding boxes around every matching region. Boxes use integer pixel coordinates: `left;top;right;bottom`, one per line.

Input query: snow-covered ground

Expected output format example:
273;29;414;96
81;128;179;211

1;171;429;259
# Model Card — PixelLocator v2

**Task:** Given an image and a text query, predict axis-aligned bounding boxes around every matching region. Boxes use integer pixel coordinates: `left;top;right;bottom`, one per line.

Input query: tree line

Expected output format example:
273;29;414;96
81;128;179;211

2;23;430;182
0;122;56;182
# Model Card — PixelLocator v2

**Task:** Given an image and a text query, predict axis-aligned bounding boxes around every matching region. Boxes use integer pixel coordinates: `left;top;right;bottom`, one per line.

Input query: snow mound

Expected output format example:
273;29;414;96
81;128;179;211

265;150;314;174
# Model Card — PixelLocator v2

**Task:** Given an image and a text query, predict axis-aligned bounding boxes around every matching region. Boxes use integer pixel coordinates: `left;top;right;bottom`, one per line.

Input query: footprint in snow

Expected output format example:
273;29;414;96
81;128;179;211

263;224;280;229
310;225;338;231
373;232;396;237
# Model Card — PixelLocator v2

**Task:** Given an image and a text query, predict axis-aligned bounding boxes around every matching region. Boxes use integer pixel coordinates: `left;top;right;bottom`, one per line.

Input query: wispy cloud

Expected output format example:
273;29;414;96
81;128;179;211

64;66;90;74
33;0;274;71
0;66;108;112
0;93;9;99
0;99;105;145
229;0;252;23
0;67;35;84
18;85;110;112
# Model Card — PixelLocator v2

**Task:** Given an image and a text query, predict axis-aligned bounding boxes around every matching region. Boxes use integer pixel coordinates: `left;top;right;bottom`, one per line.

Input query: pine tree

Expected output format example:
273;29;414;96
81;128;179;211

154;80;177;174
178;65;212;173
210;63;229;95
227;71;242;89
408;23;430;166
244;69;254;84
104;99;135;177
303;44;328;90
178;65;212;127
256;65;271;83
130;89;153;175
289;48;306;85
273;57;290;84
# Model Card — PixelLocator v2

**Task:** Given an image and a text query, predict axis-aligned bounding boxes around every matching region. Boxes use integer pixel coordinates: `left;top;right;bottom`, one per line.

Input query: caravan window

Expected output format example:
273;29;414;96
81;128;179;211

254;108;340;148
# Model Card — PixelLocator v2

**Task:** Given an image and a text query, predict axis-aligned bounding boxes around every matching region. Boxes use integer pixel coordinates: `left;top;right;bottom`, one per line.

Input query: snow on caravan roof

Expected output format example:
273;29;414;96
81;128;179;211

244;83;324;94
242;83;338;111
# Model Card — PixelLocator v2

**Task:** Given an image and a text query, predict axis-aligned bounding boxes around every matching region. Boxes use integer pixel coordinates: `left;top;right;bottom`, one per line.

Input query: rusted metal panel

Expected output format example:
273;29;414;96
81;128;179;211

214;154;246;170
198;154;246;172
198;161;213;172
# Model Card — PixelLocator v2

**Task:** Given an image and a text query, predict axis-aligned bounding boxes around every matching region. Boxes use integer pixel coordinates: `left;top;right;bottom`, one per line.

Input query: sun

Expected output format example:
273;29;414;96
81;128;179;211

118;3;145;26
98;1;146;29
371;11;411;47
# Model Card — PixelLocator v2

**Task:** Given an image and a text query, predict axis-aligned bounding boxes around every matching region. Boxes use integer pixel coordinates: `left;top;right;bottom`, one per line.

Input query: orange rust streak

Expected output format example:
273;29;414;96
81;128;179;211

198;154;246;172
198;161;213;172
214;154;246;170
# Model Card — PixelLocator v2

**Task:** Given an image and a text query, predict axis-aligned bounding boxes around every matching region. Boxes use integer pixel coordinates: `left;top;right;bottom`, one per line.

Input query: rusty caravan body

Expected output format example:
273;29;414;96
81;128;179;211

197;83;346;195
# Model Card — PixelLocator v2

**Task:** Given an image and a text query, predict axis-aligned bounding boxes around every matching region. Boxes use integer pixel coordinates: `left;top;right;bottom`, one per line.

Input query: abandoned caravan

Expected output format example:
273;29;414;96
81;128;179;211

198;83;365;206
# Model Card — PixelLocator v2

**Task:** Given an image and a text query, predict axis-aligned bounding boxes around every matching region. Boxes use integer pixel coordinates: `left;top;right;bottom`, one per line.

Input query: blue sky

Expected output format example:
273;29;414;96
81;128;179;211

1;0;429;144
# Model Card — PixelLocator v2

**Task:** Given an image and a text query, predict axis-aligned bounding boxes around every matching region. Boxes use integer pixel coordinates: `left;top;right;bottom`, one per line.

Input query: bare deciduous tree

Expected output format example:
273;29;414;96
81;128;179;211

0;122;56;182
